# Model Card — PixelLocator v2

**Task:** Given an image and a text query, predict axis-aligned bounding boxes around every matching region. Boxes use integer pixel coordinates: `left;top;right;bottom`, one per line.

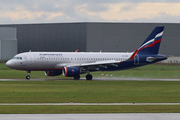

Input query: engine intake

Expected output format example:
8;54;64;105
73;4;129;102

44;70;62;76
63;67;81;77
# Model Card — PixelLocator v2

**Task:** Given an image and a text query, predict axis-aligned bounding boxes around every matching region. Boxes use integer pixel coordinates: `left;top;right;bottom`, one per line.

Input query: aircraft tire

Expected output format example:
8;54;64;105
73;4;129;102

26;75;30;80
86;74;93;80
74;75;80;80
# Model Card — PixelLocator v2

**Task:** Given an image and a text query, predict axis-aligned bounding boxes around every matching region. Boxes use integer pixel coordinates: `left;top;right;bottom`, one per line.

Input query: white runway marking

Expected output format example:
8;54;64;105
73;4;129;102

1;78;180;81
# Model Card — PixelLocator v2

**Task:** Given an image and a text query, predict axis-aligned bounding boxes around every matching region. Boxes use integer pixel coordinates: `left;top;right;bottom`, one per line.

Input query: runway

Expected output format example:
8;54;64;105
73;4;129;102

0;113;180;120
1;103;180;105
1;78;180;81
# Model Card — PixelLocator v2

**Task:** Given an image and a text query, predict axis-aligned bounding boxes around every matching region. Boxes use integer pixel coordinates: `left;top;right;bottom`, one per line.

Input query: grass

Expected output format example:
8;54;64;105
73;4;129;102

0;105;180;114
0;81;180;103
88;63;180;79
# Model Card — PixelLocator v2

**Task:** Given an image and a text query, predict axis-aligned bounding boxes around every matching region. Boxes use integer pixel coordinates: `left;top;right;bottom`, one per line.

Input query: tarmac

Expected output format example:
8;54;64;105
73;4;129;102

1;103;180;105
1;78;180;81
0;113;180;120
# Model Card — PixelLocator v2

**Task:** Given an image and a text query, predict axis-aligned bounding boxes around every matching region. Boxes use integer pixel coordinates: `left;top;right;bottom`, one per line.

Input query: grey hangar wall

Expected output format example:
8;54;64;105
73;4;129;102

0;27;17;60
0;23;180;56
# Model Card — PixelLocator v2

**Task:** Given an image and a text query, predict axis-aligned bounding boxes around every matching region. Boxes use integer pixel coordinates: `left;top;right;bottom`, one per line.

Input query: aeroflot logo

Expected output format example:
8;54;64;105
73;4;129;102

39;54;63;56
138;31;163;50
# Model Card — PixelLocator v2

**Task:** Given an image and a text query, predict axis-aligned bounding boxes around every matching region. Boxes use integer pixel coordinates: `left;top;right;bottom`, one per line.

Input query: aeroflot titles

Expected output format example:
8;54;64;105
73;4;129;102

39;54;63;56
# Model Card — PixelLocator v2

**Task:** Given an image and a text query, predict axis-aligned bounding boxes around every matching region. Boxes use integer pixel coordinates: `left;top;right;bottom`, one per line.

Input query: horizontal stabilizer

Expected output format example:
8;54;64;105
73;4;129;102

146;56;167;62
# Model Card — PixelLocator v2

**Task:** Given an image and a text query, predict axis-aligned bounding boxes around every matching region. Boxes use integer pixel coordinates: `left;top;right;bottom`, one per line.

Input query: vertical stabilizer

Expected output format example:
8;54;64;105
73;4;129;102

137;26;164;54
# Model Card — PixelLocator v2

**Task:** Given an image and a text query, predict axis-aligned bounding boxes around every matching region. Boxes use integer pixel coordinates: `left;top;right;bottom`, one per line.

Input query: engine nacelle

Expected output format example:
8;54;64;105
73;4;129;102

63;67;80;77
44;70;62;76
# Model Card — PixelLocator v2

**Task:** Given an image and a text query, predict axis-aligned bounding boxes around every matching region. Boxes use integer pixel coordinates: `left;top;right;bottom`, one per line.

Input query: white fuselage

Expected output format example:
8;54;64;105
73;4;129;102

6;52;133;71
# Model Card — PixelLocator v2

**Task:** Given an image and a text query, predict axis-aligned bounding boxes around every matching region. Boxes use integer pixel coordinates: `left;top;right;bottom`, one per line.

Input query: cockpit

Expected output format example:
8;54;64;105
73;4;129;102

12;57;23;60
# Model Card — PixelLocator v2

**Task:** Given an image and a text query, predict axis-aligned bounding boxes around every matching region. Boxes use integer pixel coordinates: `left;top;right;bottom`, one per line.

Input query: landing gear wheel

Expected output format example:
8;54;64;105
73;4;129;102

26;71;31;80
86;74;93;80
74;75;80;80
26;75;30;80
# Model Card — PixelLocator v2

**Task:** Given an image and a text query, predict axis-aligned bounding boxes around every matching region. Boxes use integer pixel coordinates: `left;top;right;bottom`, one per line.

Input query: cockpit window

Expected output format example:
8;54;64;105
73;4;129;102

12;57;23;60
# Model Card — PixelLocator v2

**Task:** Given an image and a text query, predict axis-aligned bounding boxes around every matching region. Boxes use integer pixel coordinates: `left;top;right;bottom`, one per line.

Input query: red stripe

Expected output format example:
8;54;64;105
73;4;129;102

47;71;50;76
129;49;138;60
138;38;162;52
65;67;68;77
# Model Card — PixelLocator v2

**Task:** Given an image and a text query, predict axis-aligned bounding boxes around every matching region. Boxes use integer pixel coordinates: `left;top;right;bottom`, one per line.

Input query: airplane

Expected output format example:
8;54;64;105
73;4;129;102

6;26;167;80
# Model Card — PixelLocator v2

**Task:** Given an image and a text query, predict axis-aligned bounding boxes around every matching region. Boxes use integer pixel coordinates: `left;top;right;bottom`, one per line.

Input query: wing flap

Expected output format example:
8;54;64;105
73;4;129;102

67;60;120;67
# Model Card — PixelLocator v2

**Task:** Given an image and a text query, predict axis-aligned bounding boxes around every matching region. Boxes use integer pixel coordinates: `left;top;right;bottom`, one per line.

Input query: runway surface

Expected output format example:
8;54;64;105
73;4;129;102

1;103;180;105
0;113;180;120
1;78;180;81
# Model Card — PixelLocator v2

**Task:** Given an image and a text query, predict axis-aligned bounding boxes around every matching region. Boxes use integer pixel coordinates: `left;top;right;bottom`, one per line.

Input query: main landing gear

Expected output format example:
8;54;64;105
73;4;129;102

86;74;93;80
26;71;31;80
73;75;80;80
73;74;93;80
86;71;93;80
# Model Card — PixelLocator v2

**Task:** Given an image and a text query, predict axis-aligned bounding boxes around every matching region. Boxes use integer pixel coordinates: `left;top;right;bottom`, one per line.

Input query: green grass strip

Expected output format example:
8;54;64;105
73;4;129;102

0;105;180;114
0;81;180;103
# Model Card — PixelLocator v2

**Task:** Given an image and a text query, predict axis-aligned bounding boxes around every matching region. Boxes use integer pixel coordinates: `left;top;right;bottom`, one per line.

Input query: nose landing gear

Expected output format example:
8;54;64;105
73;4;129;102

26;71;31;80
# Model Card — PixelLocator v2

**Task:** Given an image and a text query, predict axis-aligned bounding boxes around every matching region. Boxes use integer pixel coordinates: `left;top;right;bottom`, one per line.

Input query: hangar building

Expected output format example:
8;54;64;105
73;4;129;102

0;23;180;60
0;27;17;60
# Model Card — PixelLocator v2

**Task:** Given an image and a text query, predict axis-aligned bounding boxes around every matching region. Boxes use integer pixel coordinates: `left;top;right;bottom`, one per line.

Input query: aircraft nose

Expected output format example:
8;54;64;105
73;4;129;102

6;60;13;68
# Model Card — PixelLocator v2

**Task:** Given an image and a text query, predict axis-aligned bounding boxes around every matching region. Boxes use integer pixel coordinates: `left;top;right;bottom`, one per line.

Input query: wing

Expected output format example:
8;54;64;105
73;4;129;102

68;60;121;70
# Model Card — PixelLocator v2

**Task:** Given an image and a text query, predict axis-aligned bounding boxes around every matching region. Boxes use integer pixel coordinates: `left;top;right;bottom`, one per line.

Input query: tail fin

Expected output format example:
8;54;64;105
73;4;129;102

137;26;164;54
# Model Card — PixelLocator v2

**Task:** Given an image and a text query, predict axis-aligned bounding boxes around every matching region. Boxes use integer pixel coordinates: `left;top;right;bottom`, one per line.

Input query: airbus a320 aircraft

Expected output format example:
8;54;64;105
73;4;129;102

6;26;167;80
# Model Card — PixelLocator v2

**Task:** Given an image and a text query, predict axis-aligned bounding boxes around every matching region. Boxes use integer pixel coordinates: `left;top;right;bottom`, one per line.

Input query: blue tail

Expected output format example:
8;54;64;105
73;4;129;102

137;26;164;54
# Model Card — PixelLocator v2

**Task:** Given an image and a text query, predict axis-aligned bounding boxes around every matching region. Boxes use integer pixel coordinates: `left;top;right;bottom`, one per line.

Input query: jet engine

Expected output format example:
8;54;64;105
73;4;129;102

44;70;62;76
63;67;81;77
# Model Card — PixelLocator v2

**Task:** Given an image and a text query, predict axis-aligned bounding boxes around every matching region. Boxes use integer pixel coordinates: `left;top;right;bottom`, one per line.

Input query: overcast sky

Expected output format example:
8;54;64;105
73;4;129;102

0;0;180;24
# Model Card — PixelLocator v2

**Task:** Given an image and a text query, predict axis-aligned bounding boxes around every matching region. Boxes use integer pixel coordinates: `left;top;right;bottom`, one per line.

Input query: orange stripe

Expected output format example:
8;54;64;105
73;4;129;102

47;71;50;76
65;67;68;76
129;49;138;60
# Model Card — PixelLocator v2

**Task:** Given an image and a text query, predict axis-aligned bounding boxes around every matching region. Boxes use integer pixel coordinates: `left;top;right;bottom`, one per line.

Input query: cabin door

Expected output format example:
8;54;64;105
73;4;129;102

28;54;34;64
134;54;139;65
